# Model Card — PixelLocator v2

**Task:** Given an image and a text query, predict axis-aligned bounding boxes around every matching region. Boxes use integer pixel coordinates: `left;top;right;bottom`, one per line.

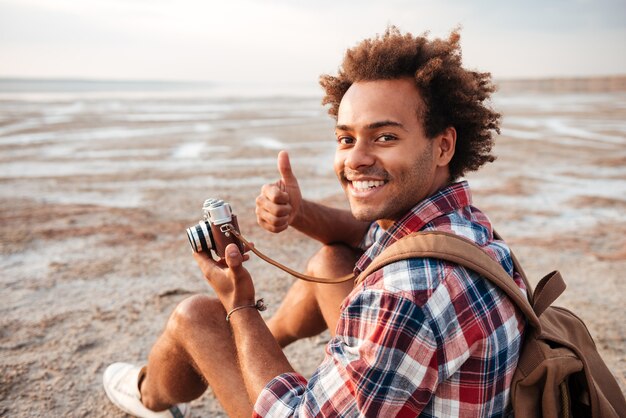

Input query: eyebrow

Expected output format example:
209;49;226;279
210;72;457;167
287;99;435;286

335;120;408;132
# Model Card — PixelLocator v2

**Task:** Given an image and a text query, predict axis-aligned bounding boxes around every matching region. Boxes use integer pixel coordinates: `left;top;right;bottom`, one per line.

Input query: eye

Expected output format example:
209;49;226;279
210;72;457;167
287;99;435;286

337;136;355;145
376;134;397;142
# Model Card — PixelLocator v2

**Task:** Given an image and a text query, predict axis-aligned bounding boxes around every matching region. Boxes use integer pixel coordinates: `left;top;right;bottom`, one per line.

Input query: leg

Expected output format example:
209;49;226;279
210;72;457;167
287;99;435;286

140;294;252;418
139;245;359;413
267;244;361;347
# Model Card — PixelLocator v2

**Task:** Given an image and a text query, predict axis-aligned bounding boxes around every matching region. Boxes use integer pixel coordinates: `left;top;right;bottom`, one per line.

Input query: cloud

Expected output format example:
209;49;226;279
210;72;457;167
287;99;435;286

0;0;624;81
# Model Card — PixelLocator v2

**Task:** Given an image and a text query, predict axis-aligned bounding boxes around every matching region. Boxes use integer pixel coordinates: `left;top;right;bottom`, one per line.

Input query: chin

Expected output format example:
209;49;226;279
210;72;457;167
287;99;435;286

350;205;385;223
352;212;376;223
349;199;411;225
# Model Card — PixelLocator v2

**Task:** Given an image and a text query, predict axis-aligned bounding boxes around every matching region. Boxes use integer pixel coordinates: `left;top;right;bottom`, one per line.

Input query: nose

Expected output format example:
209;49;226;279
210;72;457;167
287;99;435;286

344;140;375;170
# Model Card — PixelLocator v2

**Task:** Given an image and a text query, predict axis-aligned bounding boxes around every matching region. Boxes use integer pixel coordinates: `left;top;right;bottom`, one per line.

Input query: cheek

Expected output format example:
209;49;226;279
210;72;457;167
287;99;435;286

333;152;345;179
384;145;434;182
379;147;417;175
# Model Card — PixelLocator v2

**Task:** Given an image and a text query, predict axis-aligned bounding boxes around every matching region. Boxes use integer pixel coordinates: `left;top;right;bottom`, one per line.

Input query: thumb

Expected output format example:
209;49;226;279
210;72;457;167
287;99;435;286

277;150;298;188
224;243;243;271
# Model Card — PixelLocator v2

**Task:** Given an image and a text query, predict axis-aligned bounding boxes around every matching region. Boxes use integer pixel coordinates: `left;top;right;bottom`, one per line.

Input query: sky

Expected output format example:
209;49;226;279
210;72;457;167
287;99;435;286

0;0;625;84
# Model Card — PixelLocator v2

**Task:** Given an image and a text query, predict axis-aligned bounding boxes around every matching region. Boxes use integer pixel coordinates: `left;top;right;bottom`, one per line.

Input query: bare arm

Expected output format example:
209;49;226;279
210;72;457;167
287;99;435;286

193;246;297;404
256;151;369;248
229;308;294;402
291;198;369;248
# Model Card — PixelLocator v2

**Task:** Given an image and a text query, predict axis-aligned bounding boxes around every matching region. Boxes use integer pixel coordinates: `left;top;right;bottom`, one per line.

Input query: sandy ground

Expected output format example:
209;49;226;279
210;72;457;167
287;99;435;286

1;88;625;417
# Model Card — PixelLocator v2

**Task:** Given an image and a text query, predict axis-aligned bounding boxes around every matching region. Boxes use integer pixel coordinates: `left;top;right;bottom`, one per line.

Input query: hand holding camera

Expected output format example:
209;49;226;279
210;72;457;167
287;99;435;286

186;194;354;286
186;199;245;258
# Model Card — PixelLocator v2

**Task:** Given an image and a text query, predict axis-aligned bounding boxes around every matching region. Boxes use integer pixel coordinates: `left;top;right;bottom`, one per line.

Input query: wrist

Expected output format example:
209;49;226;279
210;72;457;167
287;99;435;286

289;199;307;230
223;297;255;313
225;298;267;322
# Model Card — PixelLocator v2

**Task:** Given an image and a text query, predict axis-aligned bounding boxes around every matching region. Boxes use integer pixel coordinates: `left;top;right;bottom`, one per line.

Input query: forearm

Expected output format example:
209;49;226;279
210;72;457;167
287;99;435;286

230;308;295;404
291;199;370;247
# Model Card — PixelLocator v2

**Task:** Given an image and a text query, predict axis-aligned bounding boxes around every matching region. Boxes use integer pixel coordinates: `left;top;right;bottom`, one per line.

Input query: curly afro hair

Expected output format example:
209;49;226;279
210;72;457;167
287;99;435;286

319;27;501;180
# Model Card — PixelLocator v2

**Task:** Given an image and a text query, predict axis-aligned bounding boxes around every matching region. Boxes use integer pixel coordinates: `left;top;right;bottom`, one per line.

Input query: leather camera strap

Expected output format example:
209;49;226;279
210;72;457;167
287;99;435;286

232;228;554;324
232;230;356;284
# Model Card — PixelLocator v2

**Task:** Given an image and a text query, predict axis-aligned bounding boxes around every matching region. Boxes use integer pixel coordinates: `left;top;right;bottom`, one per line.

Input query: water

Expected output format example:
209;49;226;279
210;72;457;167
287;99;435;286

0;78;323;100
0;79;336;209
0;79;624;232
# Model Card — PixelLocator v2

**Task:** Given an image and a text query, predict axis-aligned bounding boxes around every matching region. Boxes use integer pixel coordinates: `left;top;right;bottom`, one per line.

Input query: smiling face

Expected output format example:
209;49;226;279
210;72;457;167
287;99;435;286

334;78;456;229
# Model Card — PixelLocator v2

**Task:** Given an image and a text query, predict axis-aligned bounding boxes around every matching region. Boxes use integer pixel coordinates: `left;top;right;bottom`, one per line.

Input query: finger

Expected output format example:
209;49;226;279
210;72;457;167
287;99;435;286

193;251;221;279
242;241;255;253
224;243;244;272
258;218;288;233
257;198;291;217
258;213;290;231
261;183;289;205
258;210;290;227
277;150;298;189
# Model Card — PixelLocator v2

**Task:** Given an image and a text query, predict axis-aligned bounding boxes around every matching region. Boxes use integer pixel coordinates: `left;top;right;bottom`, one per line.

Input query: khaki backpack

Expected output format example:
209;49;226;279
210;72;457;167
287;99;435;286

355;231;626;418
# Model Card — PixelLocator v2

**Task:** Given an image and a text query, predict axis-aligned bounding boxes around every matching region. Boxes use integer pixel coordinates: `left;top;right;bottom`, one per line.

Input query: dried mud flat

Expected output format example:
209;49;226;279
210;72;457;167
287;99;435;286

1;90;625;416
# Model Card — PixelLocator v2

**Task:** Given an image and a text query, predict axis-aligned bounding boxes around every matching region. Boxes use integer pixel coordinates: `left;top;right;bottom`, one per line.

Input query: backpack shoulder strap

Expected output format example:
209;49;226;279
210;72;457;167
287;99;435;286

493;229;534;303
355;231;545;330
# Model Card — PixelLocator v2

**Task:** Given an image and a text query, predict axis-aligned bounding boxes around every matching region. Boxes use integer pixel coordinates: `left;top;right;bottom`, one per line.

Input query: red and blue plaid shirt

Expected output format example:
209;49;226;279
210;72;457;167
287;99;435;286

254;181;526;417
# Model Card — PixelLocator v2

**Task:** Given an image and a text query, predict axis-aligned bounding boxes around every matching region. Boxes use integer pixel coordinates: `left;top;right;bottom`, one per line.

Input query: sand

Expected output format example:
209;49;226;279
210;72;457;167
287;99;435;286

1;86;625;416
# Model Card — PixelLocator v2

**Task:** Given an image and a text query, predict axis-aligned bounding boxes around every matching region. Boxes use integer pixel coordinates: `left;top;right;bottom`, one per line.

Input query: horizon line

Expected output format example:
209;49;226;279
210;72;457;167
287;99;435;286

1;74;626;84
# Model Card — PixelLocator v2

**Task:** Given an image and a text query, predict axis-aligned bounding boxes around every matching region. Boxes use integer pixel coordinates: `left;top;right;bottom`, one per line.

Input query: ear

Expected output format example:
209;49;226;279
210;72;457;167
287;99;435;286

434;127;456;167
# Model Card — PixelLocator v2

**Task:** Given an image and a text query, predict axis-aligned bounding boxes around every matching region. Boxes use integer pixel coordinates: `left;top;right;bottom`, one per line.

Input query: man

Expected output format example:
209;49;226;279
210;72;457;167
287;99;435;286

103;27;526;417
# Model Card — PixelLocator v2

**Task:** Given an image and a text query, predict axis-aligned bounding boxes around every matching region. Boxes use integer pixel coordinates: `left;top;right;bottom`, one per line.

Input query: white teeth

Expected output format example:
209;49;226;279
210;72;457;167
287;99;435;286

352;180;385;191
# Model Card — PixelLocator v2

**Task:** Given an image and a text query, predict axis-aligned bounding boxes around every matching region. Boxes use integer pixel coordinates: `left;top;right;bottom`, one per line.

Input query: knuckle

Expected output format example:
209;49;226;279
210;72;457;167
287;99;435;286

259;219;273;231
276;205;291;217
269;189;286;203
266;218;288;233
262;184;277;197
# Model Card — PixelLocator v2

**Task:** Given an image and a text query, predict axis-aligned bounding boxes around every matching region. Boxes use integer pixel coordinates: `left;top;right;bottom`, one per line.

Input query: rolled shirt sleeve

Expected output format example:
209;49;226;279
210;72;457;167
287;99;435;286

253;287;439;417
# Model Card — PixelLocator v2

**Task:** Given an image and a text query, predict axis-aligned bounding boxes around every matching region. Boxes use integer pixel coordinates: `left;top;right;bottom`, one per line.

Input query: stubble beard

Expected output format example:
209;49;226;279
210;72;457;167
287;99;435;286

343;145;435;224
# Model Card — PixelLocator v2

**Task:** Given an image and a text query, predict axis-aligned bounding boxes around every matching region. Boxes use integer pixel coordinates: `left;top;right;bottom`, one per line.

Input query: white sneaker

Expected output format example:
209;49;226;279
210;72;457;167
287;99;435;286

103;362;190;418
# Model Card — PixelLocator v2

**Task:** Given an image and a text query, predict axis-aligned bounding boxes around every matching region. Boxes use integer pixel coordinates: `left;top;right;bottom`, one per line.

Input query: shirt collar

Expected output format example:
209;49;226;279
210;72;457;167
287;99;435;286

354;180;473;275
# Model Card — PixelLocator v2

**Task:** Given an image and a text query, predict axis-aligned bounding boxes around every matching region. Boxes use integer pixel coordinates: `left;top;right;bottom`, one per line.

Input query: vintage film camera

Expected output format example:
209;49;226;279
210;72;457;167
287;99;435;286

185;199;244;258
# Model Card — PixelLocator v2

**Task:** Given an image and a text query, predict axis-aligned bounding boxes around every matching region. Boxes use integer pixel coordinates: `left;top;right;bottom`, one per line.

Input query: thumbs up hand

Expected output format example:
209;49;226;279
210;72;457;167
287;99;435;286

255;151;303;233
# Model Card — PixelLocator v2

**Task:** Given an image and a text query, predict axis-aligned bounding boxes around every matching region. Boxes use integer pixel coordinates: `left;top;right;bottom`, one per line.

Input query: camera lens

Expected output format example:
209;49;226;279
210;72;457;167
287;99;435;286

186;221;214;253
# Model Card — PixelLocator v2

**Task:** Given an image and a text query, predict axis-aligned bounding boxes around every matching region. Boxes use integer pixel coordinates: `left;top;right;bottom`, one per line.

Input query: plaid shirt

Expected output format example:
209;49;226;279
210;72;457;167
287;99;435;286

254;181;526;417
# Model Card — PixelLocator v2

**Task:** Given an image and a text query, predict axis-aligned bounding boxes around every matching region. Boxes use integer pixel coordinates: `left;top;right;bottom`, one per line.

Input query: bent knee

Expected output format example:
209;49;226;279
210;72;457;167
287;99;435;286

306;244;361;277
167;294;225;336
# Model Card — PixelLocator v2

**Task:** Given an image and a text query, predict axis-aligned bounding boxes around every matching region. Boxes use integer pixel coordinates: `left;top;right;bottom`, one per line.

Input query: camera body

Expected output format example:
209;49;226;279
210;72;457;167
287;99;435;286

186;199;244;258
